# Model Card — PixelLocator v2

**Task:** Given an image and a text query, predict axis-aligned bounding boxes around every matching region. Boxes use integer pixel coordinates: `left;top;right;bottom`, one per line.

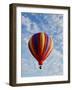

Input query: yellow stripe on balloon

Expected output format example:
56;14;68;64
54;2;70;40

40;32;45;55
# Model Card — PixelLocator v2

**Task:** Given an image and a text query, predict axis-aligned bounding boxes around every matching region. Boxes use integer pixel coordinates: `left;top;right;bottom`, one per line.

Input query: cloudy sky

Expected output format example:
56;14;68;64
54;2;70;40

21;12;63;77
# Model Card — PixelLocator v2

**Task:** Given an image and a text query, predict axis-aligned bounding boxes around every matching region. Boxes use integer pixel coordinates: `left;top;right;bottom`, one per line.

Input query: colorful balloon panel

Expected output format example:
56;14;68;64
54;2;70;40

28;32;53;65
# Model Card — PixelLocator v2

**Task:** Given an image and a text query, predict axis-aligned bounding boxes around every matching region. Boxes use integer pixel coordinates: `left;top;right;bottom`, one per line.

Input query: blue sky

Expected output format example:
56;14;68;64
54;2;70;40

21;12;63;77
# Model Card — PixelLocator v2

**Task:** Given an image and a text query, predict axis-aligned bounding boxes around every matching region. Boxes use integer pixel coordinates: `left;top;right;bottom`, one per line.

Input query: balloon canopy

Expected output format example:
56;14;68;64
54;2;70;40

28;32;53;69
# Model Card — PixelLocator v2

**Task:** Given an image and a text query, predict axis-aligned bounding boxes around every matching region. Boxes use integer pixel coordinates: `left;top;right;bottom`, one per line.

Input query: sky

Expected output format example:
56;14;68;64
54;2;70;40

21;12;63;77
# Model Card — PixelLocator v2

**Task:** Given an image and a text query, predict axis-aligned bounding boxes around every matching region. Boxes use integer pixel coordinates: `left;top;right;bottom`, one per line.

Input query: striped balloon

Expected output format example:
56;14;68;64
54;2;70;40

28;32;53;69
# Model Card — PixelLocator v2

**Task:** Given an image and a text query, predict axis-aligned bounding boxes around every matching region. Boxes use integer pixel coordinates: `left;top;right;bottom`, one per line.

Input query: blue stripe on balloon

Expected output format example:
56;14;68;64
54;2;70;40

32;33;39;54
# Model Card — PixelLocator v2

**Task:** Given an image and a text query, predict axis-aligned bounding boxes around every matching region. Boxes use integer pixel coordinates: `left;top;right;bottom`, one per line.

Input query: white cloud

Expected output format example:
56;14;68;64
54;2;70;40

43;15;63;31
22;16;41;34
22;16;31;26
23;38;29;44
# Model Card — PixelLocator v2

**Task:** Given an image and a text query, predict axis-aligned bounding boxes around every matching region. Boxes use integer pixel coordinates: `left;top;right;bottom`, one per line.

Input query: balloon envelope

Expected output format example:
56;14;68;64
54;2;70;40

28;32;53;66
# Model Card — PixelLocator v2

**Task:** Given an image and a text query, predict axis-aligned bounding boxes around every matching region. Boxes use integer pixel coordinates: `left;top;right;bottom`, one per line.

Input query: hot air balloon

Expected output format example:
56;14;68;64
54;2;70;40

28;32;53;69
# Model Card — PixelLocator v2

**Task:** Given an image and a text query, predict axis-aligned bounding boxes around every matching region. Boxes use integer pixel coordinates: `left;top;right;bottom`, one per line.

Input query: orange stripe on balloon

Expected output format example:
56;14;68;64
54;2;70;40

40;32;45;55
41;34;47;56
42;34;49;57
47;37;53;57
41;33;45;51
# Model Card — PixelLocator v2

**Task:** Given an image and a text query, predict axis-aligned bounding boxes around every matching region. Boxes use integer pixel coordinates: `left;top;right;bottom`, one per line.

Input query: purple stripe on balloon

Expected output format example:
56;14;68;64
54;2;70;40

32;33;39;54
